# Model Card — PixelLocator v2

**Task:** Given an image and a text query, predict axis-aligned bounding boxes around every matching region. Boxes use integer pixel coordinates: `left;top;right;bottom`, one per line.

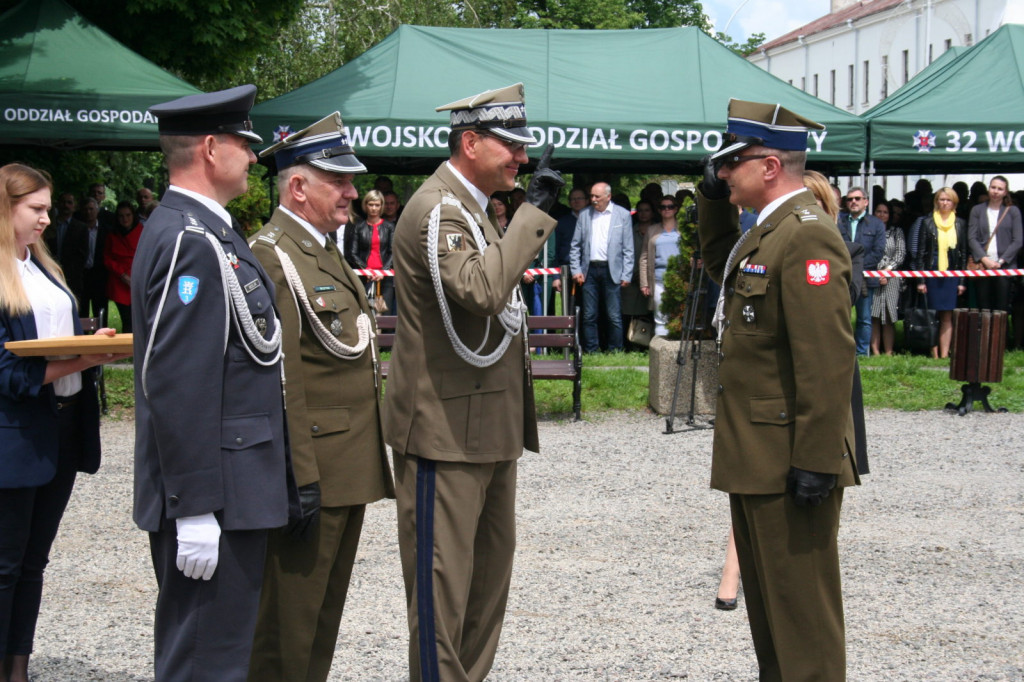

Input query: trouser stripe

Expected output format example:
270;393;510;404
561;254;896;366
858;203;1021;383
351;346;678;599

415;458;440;682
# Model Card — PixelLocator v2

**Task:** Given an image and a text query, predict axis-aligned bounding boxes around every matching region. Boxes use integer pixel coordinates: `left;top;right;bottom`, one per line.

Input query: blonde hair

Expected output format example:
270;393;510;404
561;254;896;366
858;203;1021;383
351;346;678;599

802;170;839;220
362;189;384;213
933;186;960;210
0;163;66;315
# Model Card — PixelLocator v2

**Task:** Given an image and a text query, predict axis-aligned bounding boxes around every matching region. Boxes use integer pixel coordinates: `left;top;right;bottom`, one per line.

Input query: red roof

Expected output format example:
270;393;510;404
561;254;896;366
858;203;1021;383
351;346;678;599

758;0;907;52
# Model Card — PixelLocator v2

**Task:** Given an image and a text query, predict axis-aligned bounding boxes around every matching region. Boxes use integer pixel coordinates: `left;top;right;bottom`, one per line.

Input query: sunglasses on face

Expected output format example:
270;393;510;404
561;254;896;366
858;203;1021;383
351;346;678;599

660;204;676;210
718;154;771;170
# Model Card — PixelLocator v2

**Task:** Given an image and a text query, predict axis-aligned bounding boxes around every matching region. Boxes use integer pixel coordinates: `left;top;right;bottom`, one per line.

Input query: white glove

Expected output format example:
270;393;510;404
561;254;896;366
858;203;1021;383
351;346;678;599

175;513;221;581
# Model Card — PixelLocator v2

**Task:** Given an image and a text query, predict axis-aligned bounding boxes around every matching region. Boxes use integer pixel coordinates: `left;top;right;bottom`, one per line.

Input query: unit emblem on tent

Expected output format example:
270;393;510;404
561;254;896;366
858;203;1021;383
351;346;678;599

912;130;936;153
273;125;293;142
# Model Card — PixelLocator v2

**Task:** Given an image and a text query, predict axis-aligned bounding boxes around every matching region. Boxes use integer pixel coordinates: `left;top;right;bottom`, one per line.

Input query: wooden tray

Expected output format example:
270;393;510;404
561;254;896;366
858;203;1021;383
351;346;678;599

5;334;134;357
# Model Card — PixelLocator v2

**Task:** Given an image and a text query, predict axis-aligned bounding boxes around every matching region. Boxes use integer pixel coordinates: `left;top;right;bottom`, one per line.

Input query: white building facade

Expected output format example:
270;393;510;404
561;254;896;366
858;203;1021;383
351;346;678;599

747;0;1022;193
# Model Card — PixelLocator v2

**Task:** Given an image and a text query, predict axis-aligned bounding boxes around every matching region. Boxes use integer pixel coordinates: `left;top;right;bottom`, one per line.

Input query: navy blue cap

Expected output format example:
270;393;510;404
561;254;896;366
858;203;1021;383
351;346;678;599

259;112;365;174
149;84;262;143
711;99;824;161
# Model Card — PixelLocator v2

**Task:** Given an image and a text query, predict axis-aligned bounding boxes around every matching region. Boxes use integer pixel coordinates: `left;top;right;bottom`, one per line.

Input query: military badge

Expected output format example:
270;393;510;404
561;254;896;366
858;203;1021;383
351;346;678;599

806;260;830;285
315;296;326;308
330;317;343;337
742;305;756;323
445;233;464;252
177;276;199;305
302;240;314;248
227;252;239;269
254;316;268;334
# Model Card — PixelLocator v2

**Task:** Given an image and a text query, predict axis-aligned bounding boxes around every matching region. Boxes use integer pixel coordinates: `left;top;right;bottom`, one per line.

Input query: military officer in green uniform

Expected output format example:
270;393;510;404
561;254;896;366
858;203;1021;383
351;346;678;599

697;99;859;681
384;83;564;682
247;113;395;682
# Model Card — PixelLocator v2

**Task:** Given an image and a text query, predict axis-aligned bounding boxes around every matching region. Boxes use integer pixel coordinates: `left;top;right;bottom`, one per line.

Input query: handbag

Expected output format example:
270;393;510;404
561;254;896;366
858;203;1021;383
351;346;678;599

627;316;653;346
967;209;1007;270
371;281;388;315
904;292;938;353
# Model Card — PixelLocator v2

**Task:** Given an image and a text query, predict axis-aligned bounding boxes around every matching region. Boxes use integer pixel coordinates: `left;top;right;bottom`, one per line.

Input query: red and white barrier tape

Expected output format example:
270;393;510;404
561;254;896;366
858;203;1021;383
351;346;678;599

353;267;563;278
864;269;1024;278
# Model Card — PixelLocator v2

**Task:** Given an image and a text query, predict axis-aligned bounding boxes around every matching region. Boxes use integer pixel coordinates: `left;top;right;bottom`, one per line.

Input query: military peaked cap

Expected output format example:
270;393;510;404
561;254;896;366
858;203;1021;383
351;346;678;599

711;99;825;160
436;83;537;145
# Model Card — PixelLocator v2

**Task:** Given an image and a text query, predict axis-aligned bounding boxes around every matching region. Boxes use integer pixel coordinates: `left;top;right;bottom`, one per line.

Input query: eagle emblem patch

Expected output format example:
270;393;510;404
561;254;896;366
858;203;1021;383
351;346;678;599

806;260;830;285
445;233;464;252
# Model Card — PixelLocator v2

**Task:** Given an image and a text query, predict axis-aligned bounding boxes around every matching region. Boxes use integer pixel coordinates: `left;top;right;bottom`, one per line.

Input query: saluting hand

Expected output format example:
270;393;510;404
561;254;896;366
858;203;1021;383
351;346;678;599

524;145;565;214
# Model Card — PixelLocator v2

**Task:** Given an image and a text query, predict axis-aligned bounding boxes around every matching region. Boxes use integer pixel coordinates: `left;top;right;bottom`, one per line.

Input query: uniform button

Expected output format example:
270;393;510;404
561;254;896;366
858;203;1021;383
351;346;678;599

727;287;734;296
717;384;724;394
779;412;787;419
718;351;725;361
169;495;180;504
257;301;264;309
724;319;730;328
746;285;752;292
235;437;243;445
536;229;544;237
474;382;482;389
311;425;320;433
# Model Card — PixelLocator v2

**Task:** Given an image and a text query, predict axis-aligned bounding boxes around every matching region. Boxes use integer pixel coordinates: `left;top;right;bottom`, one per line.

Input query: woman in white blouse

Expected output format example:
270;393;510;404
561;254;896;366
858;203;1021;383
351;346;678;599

968;175;1023;312
0;163;125;682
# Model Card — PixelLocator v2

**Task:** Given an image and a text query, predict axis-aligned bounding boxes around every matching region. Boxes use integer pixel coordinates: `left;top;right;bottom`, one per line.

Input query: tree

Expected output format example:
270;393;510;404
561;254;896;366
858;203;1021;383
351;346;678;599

0;0;306;85
714;31;766;57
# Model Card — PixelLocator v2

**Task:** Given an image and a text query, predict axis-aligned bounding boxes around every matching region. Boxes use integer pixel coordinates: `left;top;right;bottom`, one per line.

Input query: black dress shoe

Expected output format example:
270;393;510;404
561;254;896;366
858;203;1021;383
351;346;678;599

715;597;738;611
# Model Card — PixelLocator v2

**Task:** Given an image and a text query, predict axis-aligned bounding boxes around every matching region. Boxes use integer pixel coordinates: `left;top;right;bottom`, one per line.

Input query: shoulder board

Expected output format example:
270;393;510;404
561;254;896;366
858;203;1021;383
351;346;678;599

255;227;283;245
794;207;820;223
181;211;207;235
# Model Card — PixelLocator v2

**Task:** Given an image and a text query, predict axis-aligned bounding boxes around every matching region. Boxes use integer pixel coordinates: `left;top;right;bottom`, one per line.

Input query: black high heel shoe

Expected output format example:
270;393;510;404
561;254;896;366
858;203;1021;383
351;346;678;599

715;596;738;611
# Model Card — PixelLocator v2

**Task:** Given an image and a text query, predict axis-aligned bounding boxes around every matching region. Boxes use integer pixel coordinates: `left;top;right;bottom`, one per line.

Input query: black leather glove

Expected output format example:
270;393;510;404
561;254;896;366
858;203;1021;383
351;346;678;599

699;154;730;201
524;145;565;214
786;467;836;507
286;482;321;539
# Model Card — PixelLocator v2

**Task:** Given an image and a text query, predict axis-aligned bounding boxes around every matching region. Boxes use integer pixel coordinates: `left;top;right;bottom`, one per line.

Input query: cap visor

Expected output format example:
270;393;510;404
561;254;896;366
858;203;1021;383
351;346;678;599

235;130;264;144
710;140;750;161
310;154;367;175
490;126;538;145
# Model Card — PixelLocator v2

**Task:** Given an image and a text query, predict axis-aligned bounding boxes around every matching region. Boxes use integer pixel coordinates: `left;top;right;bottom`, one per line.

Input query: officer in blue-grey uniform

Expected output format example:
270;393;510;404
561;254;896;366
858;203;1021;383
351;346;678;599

132;84;294;682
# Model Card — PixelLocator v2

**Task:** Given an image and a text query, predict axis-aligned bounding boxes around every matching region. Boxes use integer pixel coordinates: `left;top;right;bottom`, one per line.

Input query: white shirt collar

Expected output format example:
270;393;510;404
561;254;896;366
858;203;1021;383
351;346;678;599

757;188;808;226
279;206;327;247
445;161;490;215
168;185;233;228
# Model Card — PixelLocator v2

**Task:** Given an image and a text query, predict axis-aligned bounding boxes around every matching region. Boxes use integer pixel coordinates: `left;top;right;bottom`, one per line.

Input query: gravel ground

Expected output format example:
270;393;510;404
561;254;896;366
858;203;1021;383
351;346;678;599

28;408;1024;681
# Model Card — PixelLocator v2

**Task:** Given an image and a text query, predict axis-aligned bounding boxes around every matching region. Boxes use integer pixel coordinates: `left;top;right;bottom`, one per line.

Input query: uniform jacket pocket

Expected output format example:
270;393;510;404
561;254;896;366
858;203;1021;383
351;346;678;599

749;395;796;425
221;414;273;450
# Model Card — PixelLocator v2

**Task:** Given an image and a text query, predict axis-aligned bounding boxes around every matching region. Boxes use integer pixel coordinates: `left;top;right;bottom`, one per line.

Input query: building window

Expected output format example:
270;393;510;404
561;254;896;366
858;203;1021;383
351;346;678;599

848;64;855;107
788;79;793;86
881;55;889;98
928;44;934;64
801;76;806;91
944;38;952;50
830;69;836;105
902;50;910;84
965;33;973;46
863;60;870;104
813;73;819;98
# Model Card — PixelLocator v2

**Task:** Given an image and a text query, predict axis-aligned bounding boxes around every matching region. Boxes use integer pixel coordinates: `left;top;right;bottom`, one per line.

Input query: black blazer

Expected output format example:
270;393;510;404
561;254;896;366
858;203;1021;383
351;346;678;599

0;258;101;487
909;215;968;274
344;218;394;270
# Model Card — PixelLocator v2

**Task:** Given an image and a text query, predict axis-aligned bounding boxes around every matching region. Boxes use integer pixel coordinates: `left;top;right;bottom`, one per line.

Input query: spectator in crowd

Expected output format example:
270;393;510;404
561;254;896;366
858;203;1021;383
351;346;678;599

869;201;905;355
838;186;886;356
904;178;934;223
82;183;116;230
968;175;1022;312
345;189;396;315
611;192;631;211
382;190;402;224
490;192;511;229
909;187;968;358
43;192;89;306
136;187;157;222
551;187;588;314
639;197;681;336
78;197;109;321
968;181;988;207
103;201;143;333
0;163;123;682
953;181;971;220
510;186;526;214
569;181;634;352
640;182;662;207
622;200;656;342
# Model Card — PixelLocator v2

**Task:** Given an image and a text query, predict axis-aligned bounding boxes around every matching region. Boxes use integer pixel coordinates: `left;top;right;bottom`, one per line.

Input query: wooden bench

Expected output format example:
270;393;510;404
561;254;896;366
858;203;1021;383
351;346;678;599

374;309;583;420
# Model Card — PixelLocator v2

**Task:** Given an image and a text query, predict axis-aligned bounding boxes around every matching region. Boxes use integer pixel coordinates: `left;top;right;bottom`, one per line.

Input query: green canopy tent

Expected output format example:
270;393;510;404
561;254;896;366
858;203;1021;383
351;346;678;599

864;24;1024;174
251;25;867;174
0;0;201;149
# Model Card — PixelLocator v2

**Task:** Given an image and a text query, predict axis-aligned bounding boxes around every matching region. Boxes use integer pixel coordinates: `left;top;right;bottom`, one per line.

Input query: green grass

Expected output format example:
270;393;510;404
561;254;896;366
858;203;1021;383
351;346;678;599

100;349;1024;420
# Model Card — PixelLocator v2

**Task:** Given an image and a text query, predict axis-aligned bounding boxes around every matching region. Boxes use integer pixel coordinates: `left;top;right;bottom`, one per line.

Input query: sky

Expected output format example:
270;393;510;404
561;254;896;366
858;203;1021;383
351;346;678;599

702;0;833;46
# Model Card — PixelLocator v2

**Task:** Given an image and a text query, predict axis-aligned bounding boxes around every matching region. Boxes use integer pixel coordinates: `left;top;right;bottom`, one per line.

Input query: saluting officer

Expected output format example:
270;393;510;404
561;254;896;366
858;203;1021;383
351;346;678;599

384;83;564;681
696;99;859;681
132;85;293;682
247;112;395;682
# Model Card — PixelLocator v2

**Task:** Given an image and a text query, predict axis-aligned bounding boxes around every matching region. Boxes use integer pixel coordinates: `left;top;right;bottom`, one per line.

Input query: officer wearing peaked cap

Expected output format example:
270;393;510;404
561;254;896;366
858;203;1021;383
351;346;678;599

247;112;395;682
132;84;295;682
697;99;858;681
384;83;564;681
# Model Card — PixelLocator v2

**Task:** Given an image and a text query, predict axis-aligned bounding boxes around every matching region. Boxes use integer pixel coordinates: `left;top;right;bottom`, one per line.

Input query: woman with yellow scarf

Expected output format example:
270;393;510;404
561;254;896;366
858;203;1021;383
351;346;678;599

908;187;968;358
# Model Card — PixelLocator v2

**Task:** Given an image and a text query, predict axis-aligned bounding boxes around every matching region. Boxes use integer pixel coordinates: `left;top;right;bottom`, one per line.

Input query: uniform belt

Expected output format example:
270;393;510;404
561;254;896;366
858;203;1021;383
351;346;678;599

55;394;80;410
589;260;609;266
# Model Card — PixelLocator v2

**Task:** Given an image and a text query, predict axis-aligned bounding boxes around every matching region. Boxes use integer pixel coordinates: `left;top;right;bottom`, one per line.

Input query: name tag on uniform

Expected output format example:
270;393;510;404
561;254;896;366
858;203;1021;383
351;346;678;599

314;285;336;292
243;279;261;294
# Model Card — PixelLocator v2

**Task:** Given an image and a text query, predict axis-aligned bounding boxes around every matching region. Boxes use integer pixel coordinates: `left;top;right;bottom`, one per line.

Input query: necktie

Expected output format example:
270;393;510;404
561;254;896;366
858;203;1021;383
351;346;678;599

712;226;755;345
324;236;344;266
